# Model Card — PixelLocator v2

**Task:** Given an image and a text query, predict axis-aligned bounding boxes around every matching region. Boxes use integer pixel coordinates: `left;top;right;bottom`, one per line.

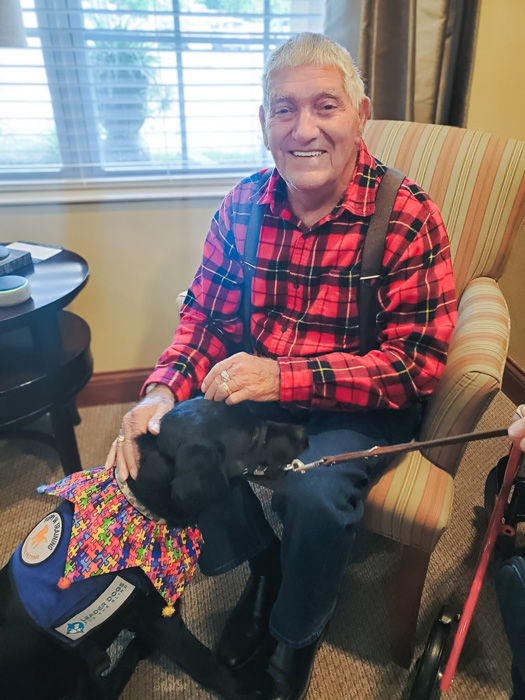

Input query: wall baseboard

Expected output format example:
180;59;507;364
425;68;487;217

77;358;525;409
77;368;150;407
503;357;525;407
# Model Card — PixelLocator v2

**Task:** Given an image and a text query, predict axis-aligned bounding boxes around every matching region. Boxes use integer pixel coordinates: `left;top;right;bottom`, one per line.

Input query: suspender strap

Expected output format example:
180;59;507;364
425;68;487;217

242;168;272;353
241;166;405;357
359;167;405;355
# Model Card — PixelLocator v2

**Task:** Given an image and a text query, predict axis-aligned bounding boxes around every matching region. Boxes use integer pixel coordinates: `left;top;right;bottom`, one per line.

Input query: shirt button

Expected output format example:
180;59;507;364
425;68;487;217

281;323;287;331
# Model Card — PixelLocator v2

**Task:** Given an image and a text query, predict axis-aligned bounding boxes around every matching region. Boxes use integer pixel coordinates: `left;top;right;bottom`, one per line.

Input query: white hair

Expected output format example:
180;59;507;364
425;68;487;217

262;33;366;114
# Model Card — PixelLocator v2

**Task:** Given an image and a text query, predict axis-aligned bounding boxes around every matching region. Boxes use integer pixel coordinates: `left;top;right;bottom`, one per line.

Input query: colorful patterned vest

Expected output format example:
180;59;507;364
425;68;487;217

9;466;202;645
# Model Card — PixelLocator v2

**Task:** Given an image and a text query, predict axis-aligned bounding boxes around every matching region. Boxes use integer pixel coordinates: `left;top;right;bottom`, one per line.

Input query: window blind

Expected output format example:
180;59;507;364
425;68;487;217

0;0;325;185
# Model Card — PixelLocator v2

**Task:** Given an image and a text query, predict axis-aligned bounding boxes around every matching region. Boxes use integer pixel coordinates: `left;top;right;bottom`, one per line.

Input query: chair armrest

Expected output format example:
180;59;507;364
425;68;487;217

420;277;510;473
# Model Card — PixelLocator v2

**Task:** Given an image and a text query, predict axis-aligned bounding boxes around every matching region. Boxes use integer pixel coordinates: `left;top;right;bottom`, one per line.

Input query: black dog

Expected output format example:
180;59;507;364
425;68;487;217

0;399;308;700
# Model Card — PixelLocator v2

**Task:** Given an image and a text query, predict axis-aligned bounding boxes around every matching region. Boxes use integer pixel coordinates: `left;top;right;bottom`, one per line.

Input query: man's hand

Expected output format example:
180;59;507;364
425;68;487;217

104;384;175;481
508;404;525;451
201;352;280;404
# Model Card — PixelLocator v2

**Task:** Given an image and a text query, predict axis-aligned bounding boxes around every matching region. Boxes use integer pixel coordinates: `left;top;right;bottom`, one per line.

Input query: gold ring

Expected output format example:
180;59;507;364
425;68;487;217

221;382;231;396
116;433;125;446
220;369;231;382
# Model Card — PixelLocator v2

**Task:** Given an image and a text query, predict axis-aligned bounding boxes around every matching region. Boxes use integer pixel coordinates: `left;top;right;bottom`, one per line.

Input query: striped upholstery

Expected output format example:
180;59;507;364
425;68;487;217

362;452;454;553
363;278;510;552
362;120;525;551
364;120;525;295
419;278;510;471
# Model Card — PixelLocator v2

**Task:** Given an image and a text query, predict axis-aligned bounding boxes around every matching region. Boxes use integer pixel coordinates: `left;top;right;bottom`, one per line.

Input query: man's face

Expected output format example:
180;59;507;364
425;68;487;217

259;64;369;204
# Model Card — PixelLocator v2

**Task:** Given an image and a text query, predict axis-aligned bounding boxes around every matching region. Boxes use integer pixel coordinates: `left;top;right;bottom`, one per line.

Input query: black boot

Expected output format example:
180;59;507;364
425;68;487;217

264;629;327;700
216;541;281;670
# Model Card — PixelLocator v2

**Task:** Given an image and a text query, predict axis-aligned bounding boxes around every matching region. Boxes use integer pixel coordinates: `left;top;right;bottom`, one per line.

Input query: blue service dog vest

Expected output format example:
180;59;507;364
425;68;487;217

9;500;146;647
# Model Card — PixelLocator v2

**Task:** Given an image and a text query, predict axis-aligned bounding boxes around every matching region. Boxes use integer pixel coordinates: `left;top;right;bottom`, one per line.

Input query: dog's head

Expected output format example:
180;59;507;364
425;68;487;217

130;400;308;527
130;433;229;528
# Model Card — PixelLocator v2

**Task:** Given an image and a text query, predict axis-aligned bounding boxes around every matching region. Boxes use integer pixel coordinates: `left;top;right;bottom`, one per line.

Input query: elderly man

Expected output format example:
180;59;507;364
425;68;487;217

107;33;457;700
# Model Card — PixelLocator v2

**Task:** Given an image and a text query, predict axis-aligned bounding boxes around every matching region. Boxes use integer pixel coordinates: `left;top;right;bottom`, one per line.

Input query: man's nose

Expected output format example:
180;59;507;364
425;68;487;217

292;108;319;141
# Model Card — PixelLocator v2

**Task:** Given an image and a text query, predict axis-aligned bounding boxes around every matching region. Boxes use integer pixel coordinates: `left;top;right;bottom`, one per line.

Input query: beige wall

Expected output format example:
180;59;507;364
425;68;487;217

1;198;220;372
1;0;525;380
466;0;525;369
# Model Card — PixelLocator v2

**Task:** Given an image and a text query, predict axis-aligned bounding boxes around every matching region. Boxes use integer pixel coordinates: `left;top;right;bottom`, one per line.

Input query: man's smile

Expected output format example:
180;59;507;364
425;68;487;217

290;150;325;157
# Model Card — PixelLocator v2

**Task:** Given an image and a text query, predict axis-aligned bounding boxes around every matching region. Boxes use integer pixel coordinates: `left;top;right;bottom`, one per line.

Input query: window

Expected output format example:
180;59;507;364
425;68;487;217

0;0;325;185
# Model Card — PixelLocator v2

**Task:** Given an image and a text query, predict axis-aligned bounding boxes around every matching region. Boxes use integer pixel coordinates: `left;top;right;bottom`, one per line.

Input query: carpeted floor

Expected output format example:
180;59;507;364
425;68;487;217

0;392;519;699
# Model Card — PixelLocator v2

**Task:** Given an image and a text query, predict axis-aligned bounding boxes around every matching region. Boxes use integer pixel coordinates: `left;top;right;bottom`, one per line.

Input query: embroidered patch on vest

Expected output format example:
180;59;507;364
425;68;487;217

54;575;135;640
21;512;63;565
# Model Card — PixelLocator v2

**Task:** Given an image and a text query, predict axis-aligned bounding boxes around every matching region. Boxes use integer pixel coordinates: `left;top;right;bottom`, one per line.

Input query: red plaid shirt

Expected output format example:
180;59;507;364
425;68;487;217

145;141;457;412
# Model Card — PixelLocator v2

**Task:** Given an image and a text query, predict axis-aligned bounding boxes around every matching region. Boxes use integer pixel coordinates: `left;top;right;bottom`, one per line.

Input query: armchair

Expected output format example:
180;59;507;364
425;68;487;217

361;119;525;667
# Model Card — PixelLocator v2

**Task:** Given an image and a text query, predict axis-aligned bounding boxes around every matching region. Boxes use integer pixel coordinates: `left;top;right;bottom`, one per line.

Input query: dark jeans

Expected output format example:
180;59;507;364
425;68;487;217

197;402;421;647
495;555;525;700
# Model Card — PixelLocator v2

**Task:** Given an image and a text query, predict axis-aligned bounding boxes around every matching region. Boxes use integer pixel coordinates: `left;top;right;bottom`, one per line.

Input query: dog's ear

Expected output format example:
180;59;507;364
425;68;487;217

135;431;160;467
131;432;175;518
170;440;229;520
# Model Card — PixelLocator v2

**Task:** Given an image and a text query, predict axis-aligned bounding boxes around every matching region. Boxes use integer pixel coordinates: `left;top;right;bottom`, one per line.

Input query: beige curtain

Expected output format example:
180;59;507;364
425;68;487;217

324;0;479;126
0;0;27;48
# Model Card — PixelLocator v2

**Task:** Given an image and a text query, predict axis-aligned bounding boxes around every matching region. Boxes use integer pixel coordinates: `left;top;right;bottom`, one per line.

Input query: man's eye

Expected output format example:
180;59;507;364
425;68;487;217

275;107;290;115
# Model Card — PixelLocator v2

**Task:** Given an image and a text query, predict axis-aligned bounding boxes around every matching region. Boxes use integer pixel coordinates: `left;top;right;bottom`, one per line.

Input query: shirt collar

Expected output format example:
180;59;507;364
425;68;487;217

254;140;382;223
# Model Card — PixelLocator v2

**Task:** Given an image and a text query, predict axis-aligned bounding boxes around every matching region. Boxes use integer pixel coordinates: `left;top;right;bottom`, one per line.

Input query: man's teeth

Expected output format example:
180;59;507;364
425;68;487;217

292;151;323;157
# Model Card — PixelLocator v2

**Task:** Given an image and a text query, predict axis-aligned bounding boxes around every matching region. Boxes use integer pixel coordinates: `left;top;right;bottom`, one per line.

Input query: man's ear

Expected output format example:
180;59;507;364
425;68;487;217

356;96;371;145
259;105;269;150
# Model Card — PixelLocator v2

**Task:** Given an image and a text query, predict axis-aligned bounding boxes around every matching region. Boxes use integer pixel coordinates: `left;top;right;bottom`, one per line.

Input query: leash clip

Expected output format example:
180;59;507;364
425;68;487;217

365;445;381;458
284;458;326;473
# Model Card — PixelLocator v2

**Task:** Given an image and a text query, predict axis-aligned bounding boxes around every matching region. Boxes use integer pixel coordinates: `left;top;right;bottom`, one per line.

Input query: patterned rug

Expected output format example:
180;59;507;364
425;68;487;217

0;392;517;699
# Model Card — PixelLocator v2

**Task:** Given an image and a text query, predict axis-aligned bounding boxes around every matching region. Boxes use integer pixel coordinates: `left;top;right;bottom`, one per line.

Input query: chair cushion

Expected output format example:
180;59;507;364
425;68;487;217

362;451;454;553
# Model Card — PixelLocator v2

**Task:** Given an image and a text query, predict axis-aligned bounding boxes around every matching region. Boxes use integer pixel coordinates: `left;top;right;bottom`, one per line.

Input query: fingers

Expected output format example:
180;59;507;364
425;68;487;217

147;403;171;434
201;355;246;392
116;414;138;480
514;404;525;421
104;441;118;471
104;435;131;482
202;354;280;404
108;390;175;481
202;359;237;402
508;406;525;451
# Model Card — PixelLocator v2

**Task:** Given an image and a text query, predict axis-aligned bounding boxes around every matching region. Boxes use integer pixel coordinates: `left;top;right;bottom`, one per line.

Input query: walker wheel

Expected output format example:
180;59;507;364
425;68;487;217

409;606;456;700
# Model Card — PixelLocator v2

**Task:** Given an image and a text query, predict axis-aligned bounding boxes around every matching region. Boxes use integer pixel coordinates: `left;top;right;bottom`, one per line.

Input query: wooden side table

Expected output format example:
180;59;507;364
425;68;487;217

0;248;92;475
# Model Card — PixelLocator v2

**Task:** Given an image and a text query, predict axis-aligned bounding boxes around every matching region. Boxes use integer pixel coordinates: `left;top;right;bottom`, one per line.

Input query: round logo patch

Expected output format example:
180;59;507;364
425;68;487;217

21;512;63;565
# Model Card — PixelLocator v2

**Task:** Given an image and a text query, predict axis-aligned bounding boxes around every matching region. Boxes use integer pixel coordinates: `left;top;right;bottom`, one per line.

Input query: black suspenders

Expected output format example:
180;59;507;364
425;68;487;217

358;167;405;354
241;168;272;353
242;167;405;355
